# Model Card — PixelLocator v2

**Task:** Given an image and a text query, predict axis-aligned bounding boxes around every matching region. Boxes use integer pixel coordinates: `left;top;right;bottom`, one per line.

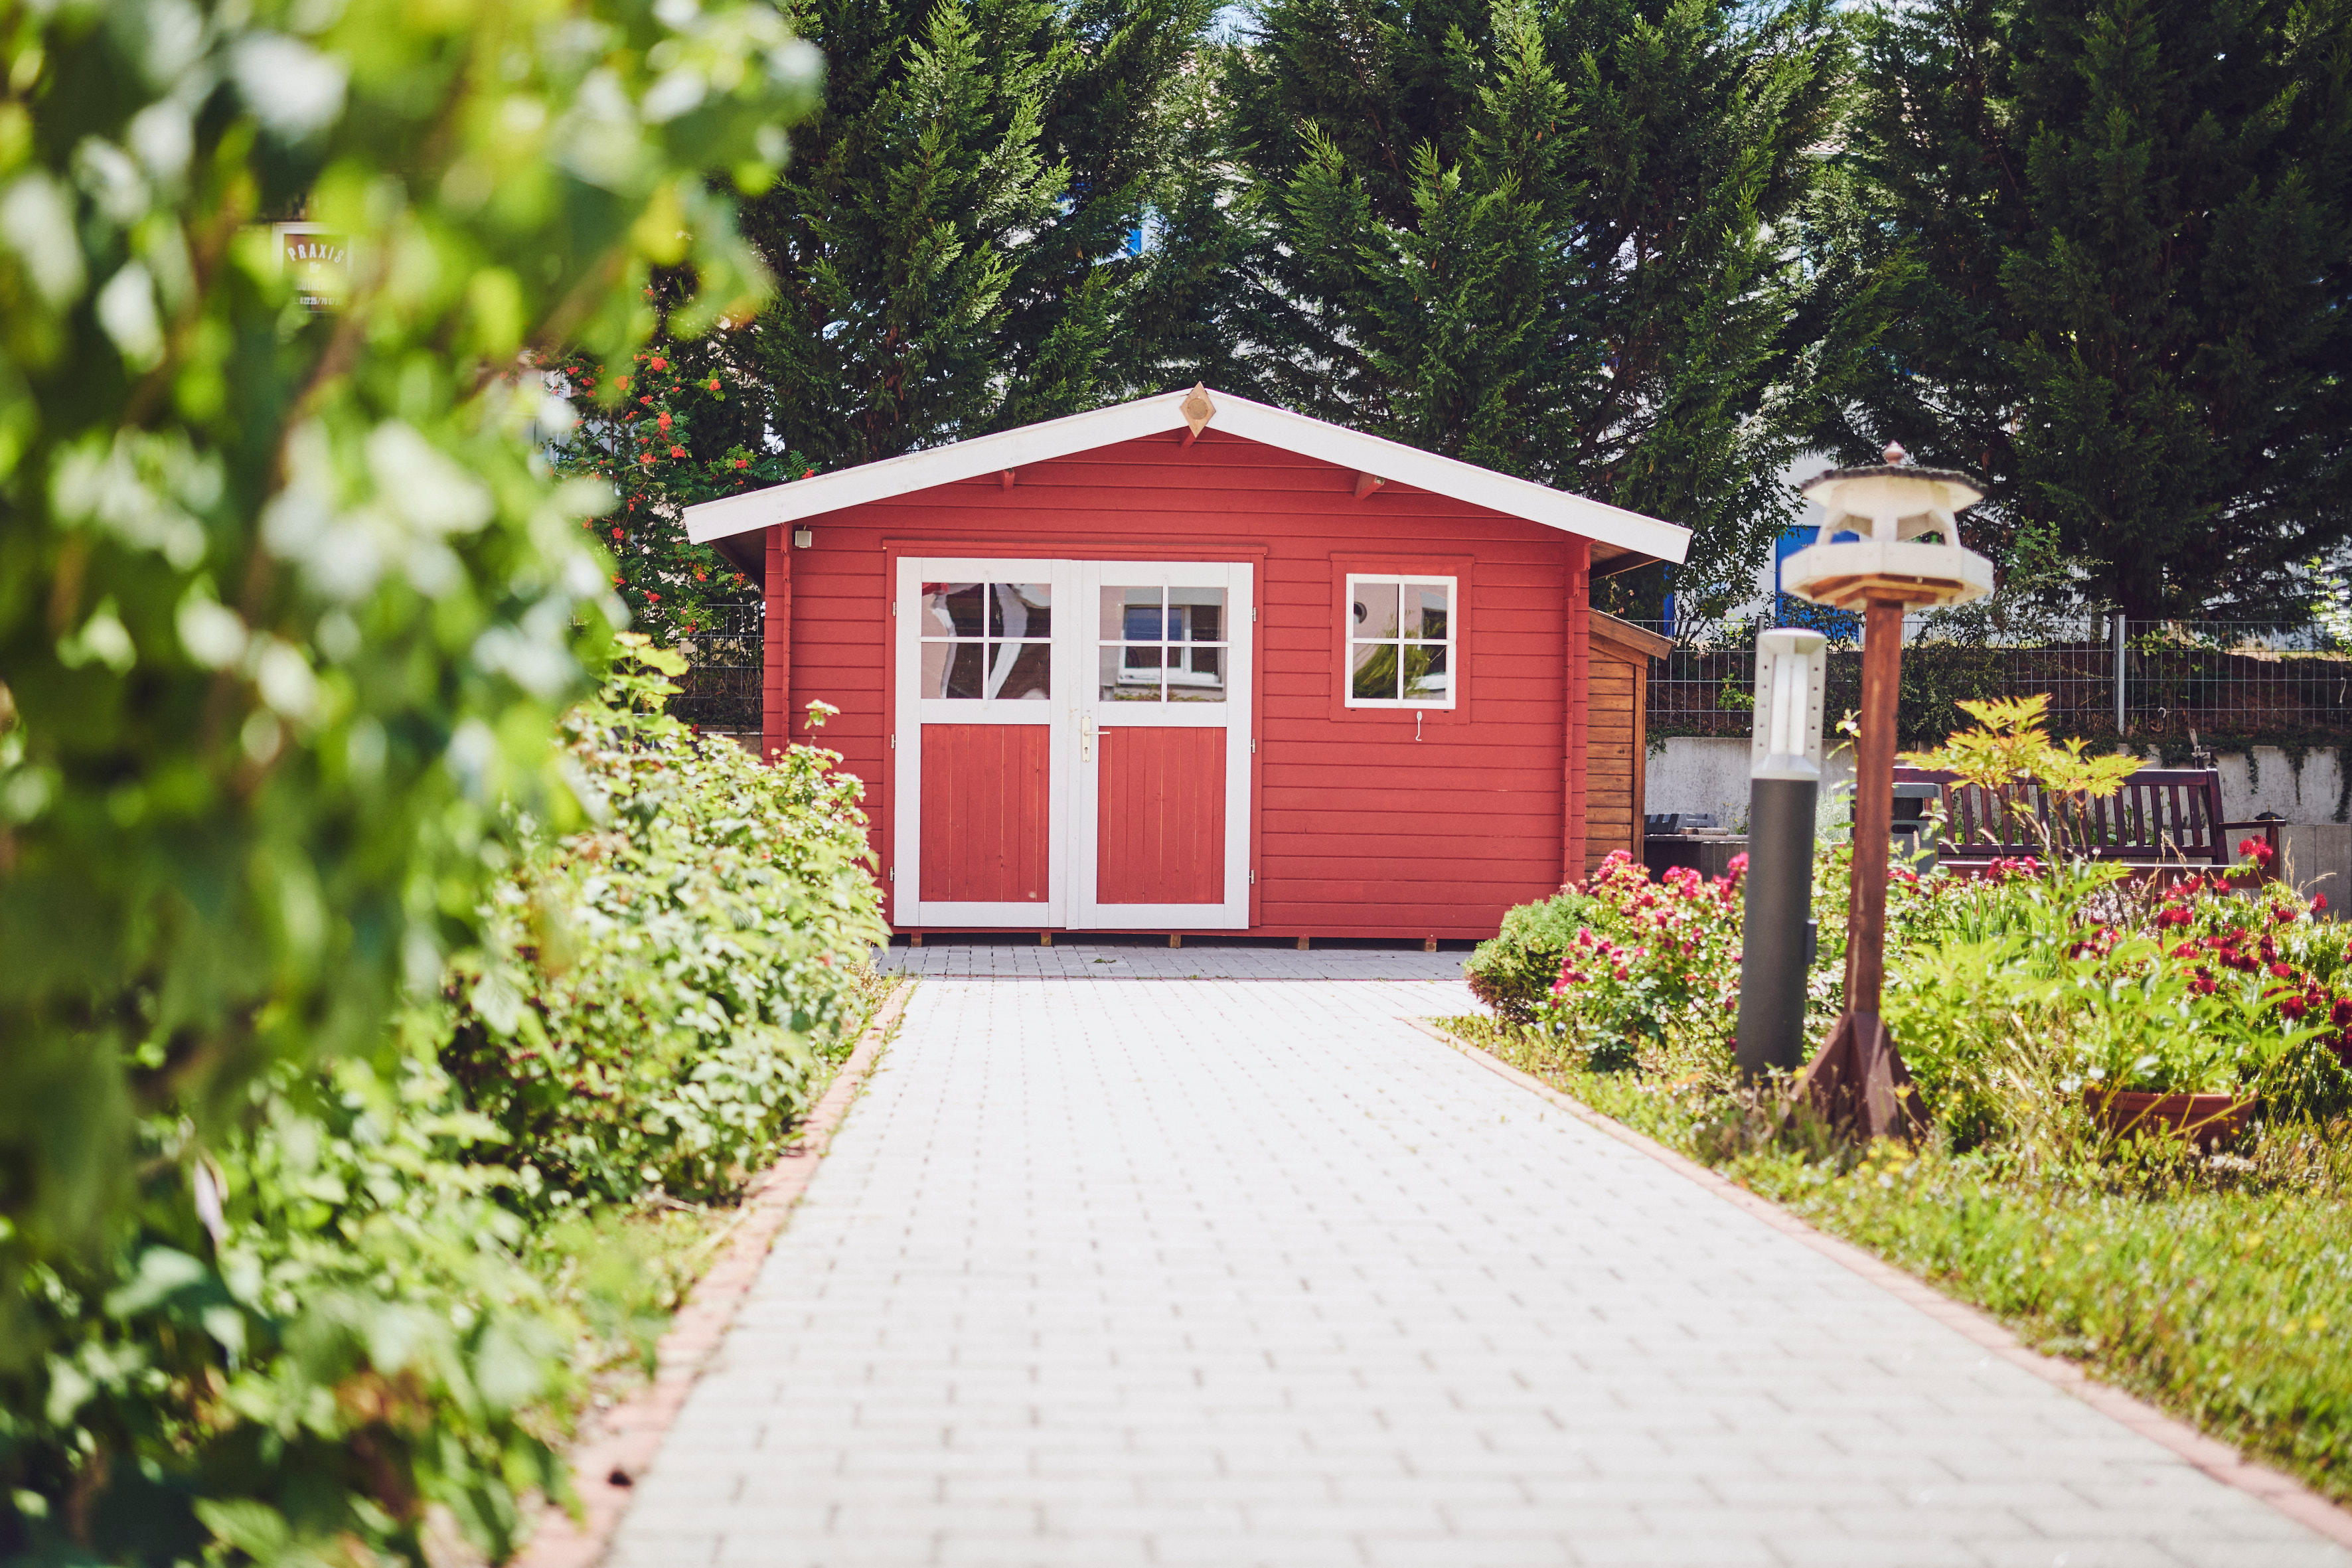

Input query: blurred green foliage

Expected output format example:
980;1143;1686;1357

0;0;816;1350
0;0;825;1554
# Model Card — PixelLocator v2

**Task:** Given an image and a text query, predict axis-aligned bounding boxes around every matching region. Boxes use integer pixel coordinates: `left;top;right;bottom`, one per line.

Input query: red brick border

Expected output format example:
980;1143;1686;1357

1405;1016;2352;1552
516;980;915;1568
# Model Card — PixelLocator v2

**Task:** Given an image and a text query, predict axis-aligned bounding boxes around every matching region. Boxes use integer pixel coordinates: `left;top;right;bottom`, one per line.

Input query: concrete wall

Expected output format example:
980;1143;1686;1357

1645;738;2351;905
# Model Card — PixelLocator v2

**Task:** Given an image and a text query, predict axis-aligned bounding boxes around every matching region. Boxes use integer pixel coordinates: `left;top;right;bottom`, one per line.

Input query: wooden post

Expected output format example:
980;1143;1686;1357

1844;595;1905;1016
1793;592;1922;1141
760;524;793;765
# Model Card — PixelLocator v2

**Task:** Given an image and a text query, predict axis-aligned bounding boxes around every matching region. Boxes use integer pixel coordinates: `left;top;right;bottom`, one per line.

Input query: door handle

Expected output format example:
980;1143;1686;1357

1081;711;1095;761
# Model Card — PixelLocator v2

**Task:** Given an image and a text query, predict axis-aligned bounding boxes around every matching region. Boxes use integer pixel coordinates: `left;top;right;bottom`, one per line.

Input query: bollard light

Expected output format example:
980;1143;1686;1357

1780;443;1990;1140
1735;628;1828;1083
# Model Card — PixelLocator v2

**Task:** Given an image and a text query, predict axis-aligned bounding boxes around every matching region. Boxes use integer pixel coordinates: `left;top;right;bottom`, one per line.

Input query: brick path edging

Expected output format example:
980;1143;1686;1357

1405;1016;2352;1552
513;980;916;1568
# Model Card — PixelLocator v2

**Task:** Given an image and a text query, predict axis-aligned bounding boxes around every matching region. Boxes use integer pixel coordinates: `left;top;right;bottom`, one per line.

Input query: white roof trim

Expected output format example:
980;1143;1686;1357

682;388;1690;565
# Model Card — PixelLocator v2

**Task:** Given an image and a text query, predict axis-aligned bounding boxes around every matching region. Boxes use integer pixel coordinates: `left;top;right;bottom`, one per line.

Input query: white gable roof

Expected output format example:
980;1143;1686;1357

682;387;1690;566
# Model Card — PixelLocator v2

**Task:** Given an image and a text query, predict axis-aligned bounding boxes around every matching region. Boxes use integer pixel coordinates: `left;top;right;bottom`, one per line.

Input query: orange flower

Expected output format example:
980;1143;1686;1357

657;412;672;430
706;378;721;391
669;444;685;457
650;356;668;371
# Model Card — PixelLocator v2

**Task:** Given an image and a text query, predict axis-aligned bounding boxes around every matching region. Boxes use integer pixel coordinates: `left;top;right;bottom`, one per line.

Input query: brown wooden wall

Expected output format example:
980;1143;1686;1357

1582;616;1662;877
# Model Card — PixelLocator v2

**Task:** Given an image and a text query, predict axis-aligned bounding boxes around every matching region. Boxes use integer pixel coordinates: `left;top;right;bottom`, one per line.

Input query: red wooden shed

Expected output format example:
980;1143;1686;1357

684;387;1691;942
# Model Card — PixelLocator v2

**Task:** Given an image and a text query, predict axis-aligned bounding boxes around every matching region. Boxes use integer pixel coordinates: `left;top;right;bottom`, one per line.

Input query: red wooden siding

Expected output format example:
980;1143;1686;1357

775;429;1597;939
918;725;1050;903
1097;728;1225;904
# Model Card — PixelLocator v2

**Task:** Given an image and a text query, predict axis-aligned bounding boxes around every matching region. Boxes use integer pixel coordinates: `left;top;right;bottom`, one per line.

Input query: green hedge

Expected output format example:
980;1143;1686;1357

2;645;886;1565
438;642;888;1205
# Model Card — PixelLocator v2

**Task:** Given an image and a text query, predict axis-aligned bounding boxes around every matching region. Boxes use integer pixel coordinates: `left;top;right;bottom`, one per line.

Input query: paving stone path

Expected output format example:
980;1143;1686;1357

607;949;2350;1568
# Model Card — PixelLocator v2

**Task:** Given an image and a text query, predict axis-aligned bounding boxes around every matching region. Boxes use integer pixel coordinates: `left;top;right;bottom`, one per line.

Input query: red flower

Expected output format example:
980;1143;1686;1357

803;467;815;477
733;457;749;468
647;591;661;602
668;445;684;457
639;453;654;465
707;378;721;391
2271;961;2295;980
2317;894;2331;911
611;528;624;540
650;356;668;371
657;412;672;430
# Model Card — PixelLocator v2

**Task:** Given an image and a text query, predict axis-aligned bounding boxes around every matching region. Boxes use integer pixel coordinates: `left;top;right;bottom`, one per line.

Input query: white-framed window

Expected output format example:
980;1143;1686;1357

1345;575;1456;708
917;579;1054;700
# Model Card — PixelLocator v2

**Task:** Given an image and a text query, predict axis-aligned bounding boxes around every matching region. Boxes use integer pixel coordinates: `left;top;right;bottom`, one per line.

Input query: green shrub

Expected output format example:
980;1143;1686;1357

437;640;888;1206
3;1050;574;1565
1527;852;1745;1077
1464;888;1597;1024
0;0;818;1379
3;645;888;1563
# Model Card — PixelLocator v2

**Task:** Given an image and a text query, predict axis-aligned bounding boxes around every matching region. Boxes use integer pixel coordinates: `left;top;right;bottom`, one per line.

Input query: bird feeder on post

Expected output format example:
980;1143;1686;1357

1780;444;1990;1139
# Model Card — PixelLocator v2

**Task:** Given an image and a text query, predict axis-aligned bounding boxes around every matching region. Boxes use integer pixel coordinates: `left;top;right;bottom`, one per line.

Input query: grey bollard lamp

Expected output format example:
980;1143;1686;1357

1735;628;1828;1083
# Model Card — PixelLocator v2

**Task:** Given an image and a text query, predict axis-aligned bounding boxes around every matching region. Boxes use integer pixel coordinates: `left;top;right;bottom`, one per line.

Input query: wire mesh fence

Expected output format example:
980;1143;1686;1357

654;603;2352;749
666;602;762;734
1642;619;2352;749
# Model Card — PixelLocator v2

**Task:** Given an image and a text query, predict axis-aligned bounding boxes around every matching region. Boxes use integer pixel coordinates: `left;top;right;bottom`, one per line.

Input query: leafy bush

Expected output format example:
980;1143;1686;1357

0;0;818;1381
437;640;887;1204
1527;851;1745;1075
3;1050;574;1565
1464;888;1596;1023
3;647;888;1563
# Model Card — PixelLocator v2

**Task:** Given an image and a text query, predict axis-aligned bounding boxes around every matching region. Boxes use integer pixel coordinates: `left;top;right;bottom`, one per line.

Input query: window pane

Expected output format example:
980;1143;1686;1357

990;582;1052;640
1405;582;1450;641
1351;581;1399;639
1101;645;1161;700
1403;643;1449;702
922;641;986;699
1351;640;1399;701
1168;644;1225;701
1169;587;1225;642
986;640;1052;700
921;582;986;639
1101;586;1163;641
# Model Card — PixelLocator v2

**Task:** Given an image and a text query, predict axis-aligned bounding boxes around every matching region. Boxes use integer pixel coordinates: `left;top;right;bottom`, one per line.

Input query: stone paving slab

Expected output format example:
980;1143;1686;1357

605;973;2351;1568
876;941;1470;982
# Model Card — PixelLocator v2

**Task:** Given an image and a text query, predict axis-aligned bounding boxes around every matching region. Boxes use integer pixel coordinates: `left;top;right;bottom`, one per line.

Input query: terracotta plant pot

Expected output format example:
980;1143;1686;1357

2081;1089;2254;1149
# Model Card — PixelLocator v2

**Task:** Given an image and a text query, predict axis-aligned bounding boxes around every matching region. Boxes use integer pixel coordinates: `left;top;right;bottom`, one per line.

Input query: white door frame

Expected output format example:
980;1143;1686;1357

892;558;1074;927
1069;560;1253;929
892;556;1253;929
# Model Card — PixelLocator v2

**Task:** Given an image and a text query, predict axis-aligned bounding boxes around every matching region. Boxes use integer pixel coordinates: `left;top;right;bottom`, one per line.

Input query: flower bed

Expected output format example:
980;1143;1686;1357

1451;823;2352;1502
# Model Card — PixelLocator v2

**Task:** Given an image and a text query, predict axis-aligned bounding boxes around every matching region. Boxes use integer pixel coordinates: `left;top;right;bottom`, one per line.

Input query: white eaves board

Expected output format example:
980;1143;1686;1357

680;388;1691;566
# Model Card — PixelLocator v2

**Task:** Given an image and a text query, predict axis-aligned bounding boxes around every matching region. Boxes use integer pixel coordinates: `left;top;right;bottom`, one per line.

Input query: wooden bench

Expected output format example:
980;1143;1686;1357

1889;765;2277;874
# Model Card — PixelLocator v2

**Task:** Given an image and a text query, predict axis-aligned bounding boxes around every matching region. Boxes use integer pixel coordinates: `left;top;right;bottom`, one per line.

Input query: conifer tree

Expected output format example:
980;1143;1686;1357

710;0;1217;469
1807;0;2352;619
1211;0;1845;613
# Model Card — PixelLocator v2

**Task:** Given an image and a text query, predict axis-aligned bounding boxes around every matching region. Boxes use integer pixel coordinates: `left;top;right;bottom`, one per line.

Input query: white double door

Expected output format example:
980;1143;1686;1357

892;557;1253;929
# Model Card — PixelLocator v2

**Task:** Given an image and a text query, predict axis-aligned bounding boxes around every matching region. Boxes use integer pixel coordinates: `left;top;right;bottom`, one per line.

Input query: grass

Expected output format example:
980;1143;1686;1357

1439;1012;2352;1506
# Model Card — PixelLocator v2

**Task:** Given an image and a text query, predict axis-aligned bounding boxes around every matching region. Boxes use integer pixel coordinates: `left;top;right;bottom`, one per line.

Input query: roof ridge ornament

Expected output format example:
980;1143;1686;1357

1180;383;1217;439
